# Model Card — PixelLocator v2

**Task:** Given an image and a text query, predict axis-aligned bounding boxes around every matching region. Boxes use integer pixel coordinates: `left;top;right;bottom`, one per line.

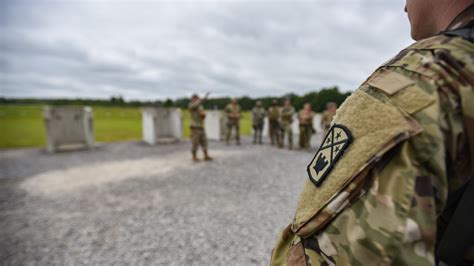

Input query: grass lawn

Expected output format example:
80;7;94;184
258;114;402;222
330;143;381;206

0;105;252;149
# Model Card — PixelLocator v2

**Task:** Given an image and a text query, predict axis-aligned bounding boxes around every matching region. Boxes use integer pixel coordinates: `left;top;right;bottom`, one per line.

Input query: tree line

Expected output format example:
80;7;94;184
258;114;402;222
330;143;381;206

0;86;351;113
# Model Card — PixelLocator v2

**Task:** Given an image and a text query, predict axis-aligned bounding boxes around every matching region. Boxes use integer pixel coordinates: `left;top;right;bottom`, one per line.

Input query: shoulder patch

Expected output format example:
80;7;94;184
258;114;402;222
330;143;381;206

367;70;414;95
307;124;352;187
292;89;422;234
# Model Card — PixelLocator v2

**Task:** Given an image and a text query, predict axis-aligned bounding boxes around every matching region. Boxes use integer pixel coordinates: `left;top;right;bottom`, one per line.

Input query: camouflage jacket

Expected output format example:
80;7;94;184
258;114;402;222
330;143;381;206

281;106;295;125
268;106;280;121
225;103;241;122
252;107;266;126
298;110;315;126
271;9;474;266
188;101;205;128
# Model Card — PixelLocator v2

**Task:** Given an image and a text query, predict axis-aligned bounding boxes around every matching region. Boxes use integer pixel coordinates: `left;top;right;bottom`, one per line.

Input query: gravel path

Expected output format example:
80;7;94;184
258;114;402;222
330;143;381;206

0;135;321;265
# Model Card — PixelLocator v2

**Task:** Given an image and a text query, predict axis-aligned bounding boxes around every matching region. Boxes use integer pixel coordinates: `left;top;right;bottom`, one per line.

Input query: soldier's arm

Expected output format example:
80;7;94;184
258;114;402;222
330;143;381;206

272;54;471;265
189;101;200;110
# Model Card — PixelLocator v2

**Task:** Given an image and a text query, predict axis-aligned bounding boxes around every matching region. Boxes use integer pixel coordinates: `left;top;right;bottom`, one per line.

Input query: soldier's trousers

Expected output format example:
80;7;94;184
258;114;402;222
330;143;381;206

281;123;293;148
253;124;263;144
299;124;312;149
269;120;281;146
190;127;208;153
226;121;240;143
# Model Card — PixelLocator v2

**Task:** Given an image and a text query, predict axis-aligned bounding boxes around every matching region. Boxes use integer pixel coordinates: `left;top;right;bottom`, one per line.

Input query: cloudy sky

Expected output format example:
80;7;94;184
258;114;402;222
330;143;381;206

1;0;413;101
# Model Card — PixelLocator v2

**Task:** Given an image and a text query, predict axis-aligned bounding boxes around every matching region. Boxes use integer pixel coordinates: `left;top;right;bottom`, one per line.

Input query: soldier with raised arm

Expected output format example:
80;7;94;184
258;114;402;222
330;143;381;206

188;93;212;162
271;1;474;265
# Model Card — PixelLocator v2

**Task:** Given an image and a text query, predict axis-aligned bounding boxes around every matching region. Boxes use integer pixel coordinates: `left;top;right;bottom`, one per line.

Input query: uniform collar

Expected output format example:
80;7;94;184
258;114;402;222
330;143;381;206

446;4;474;31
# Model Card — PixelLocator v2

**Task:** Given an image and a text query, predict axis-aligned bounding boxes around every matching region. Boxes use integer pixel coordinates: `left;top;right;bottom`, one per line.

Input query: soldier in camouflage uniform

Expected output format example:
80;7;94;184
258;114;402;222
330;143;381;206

252;101;266;144
281;98;295;149
271;2;474;265
298;103;315;150
225;98;241;145
268;99;282;146
320;102;337;136
188;94;212;162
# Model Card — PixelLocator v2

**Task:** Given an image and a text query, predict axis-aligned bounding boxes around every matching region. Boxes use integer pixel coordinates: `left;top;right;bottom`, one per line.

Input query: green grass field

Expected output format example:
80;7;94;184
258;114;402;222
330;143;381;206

0;105;251;148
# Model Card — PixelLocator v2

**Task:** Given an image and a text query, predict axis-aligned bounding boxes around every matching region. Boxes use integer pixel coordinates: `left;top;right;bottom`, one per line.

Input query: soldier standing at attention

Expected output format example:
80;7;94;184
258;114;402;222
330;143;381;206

225;98;241;145
320;101;337;136
280;98;295;149
188;94;212;162
271;1;474;265
298;103;315;150
268;99;281;146
252;101;266;144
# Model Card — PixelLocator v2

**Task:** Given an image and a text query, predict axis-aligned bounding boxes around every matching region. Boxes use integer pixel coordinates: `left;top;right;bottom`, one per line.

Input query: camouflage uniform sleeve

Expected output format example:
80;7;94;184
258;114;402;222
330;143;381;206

188;101;200;110
272;34;473;266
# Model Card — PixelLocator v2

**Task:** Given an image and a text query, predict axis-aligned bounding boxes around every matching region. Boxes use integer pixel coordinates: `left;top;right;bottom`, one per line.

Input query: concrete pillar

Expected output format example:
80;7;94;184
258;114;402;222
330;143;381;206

142;107;182;145
313;113;322;133
205;110;226;141
43;106;94;152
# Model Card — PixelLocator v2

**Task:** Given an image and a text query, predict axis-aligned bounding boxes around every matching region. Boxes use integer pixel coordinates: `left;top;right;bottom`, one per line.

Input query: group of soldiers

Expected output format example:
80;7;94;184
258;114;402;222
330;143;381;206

189;2;473;263
187;93;337;161
253;99;337;150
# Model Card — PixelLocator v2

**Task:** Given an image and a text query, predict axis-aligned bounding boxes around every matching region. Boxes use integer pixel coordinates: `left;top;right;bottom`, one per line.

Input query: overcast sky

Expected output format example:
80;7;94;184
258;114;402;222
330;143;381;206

0;0;413;100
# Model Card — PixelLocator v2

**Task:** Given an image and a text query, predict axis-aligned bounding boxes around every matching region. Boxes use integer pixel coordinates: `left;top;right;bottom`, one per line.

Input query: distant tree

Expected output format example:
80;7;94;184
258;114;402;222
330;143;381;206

164;99;174;107
0;87;352;111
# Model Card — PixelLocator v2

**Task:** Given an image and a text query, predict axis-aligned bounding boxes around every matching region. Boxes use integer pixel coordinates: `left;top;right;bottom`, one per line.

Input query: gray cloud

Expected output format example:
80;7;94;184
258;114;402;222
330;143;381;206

0;0;413;100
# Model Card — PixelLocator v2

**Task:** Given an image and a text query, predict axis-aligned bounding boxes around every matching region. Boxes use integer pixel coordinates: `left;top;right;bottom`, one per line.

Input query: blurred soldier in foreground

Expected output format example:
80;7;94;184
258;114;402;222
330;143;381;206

225;98;241;145
280;98;295;149
188;94;212;162
252;101;266;144
298;103;315;149
268;99;281;146
320;101;337;135
271;1;474;265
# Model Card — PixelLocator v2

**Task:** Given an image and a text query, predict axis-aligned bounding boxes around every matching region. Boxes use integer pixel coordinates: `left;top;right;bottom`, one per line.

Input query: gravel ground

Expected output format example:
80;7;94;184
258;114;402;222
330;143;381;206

0;135;322;265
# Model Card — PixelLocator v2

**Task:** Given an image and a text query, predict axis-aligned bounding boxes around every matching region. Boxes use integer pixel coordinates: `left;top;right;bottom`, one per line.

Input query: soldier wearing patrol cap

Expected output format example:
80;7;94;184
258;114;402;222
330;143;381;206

271;1;474;265
188;93;212;162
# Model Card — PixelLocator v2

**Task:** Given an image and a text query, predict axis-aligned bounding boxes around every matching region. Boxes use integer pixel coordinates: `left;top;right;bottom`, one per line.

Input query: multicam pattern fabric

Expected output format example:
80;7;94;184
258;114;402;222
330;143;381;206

281;106;295;125
225;104;241;143
188;101;205;128
190;127;208;152
225;103;241;122
281;106;295;148
298;110;315;149
271;11;474;266
252;107;266;126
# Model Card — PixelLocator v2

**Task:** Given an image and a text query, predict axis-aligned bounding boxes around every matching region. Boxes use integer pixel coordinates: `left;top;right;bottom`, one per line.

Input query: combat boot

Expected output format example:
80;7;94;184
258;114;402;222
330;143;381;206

192;151;200;162
203;150;213;161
